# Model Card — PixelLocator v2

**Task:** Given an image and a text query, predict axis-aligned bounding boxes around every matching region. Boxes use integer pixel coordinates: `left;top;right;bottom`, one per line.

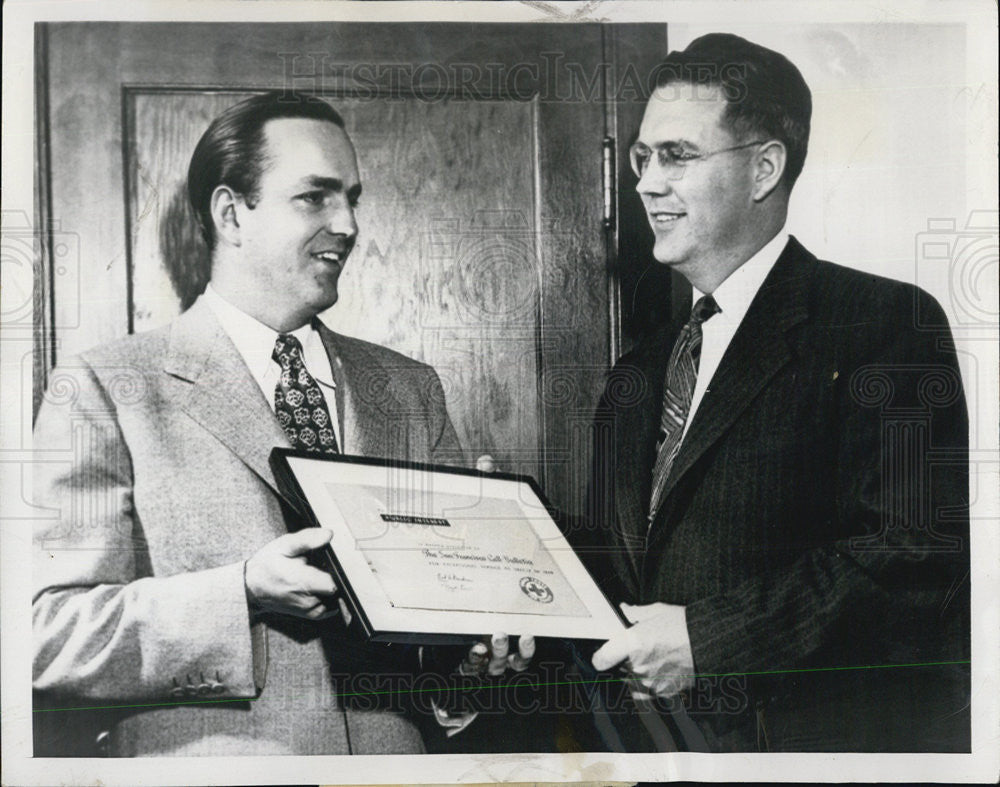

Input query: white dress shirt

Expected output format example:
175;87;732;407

201;285;343;448
682;231;789;443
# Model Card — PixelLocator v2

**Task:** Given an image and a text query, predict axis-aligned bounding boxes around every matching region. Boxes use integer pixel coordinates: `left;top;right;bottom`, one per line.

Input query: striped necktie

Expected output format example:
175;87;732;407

648;294;720;523
272;333;340;454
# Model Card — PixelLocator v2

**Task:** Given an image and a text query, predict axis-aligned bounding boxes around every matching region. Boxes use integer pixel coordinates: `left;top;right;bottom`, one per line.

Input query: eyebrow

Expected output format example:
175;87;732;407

634;138;700;150
298;176;363;200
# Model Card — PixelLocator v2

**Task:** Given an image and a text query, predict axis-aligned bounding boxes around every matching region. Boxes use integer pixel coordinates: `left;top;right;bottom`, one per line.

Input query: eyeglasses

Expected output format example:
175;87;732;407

629;140;766;180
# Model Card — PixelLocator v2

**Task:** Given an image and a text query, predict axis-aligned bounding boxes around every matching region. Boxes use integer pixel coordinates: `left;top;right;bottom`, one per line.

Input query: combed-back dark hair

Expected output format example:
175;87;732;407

186;90;346;249
652;33;812;188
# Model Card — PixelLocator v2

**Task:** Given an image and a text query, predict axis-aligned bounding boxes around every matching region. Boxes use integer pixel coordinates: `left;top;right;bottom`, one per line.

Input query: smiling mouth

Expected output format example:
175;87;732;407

311;250;346;264
649;211;686;225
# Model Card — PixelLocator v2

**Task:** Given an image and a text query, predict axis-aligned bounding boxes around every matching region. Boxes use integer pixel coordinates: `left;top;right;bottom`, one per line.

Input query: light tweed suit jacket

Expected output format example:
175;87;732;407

32;296;465;756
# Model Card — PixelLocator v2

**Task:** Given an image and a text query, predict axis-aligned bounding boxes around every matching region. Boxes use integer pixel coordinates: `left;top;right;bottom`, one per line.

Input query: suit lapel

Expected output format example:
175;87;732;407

315;324;394;459
654;238;815;512
164;298;290;496
615;319;681;556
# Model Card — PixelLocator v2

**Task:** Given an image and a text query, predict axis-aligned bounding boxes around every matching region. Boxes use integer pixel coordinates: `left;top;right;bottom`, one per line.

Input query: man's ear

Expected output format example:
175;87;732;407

751;140;787;202
209;185;243;247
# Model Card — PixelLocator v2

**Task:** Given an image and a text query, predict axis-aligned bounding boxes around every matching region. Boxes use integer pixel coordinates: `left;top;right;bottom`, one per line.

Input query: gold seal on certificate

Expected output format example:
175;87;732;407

271;450;628;643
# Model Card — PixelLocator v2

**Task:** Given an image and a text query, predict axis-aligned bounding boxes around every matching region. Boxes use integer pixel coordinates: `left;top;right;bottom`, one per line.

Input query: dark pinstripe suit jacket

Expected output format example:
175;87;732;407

586;237;970;752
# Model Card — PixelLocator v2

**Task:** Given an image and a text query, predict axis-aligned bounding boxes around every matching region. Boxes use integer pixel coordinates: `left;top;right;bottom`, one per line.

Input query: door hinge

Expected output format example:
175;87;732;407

602;135;616;232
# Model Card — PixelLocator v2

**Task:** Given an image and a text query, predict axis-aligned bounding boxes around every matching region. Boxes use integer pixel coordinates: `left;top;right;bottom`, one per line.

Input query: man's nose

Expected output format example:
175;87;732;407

636;164;673;197
325;199;357;237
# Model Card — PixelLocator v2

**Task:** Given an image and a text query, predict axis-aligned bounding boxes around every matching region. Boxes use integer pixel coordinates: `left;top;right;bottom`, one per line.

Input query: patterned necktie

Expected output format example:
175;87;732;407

272;333;340;454
648;294;720;523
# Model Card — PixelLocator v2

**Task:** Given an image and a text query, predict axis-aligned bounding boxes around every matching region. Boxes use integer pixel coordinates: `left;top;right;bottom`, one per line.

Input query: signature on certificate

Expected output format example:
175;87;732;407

437;571;473;591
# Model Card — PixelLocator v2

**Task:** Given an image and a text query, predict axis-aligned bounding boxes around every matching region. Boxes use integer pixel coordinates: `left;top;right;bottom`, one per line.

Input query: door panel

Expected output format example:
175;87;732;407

127;90;541;479
127;91;242;323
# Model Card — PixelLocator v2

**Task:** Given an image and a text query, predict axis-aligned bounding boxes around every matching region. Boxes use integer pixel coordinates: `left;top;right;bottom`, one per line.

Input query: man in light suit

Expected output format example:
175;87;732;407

587;34;969;751
33;92;467;756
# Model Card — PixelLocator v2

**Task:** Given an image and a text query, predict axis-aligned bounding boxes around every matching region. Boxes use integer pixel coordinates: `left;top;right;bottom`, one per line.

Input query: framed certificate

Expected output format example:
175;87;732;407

270;449;628;644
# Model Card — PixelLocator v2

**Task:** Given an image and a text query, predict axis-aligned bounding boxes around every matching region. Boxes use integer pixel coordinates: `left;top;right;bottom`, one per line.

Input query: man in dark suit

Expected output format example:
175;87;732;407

32;92;475;756
588;34;969;752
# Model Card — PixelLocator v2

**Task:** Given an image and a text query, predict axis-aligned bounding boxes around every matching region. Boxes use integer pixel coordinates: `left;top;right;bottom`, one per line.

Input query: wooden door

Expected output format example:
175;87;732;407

36;21;664;516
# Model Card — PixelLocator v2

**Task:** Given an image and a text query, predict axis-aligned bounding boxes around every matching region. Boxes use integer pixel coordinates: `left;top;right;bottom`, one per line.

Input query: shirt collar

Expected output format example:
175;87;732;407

201;284;334;386
693;230;789;325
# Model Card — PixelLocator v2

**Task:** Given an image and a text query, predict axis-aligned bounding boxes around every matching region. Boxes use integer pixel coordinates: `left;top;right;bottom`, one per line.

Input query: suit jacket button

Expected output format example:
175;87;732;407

170;686;185;698
197;683;211;696
210;682;225;694
184;684;199;696
95;730;110;756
